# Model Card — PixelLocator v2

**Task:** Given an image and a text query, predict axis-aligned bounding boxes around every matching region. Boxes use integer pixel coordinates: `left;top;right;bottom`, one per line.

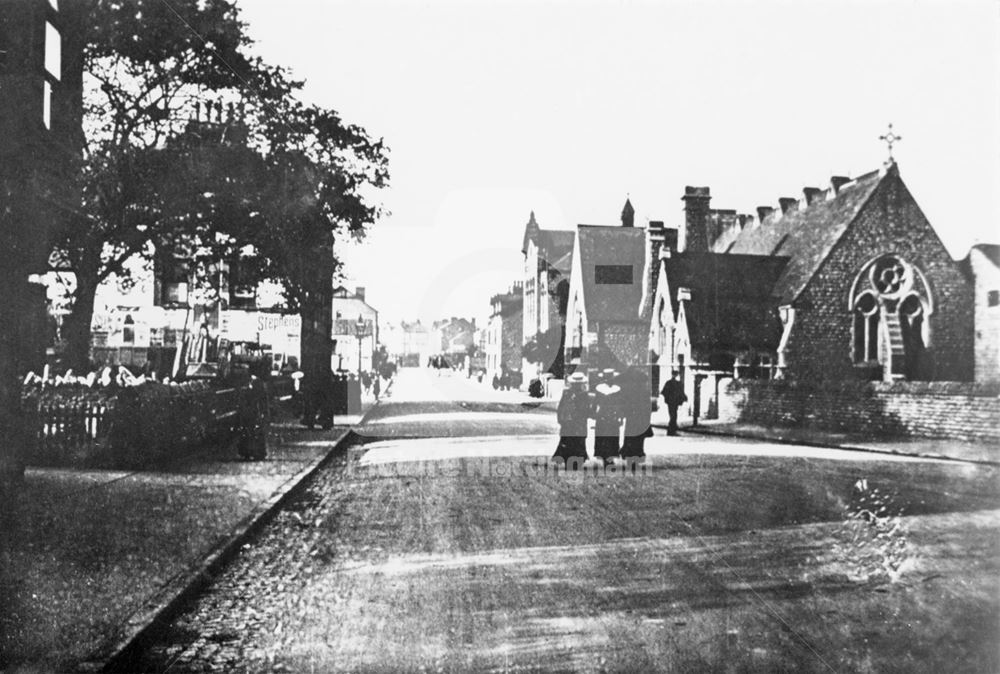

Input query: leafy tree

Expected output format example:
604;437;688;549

55;0;388;376
169;95;389;376
54;0;261;368
522;325;565;378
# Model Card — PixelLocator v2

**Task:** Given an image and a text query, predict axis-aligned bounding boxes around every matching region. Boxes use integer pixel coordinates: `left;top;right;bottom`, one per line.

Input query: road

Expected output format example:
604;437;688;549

136;367;1000;673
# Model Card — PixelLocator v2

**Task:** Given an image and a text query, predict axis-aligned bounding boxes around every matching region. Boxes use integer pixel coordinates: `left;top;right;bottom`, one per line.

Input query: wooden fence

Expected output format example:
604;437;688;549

20;377;284;468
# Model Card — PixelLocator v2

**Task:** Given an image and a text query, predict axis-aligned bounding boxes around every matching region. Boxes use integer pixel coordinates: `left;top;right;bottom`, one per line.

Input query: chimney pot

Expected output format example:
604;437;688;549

778;197;798;214
830;176;851;193
757;206;775;222
682;186;711;200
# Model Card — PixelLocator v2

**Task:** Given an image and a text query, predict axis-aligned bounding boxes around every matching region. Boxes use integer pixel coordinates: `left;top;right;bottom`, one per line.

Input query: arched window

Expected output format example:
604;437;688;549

853;292;879;362
850;255;932;379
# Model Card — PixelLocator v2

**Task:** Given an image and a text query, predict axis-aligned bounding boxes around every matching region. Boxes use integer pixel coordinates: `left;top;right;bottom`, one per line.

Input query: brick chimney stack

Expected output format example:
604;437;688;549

662;227;679;256
355;286;366;301
647;220;665;265
682;186;711;252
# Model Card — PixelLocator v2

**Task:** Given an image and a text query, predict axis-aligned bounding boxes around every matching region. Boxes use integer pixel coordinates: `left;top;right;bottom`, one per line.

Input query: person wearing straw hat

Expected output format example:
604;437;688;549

592;368;623;466
553;371;590;469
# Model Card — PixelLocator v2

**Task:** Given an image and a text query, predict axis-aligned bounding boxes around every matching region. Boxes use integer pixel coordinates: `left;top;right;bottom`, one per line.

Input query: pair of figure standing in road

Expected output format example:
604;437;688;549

553;367;659;469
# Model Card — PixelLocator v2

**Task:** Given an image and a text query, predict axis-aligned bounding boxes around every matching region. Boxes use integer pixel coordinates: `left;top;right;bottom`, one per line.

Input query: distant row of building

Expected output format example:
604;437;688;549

481;160;999;403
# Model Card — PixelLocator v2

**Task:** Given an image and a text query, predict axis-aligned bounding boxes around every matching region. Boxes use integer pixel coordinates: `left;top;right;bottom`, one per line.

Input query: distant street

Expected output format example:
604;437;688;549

137;368;1000;673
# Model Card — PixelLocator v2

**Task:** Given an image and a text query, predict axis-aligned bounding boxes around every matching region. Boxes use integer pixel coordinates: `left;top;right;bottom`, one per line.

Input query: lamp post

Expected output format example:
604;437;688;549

354;314;366;378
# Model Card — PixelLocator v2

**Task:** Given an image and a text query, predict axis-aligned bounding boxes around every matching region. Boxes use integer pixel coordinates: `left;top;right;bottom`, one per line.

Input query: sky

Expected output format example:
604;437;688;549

235;0;1000;327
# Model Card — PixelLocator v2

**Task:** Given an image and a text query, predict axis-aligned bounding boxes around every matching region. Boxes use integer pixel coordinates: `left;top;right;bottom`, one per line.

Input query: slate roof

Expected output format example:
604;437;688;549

331;292;377;322
664;251;789;351
960;243;1000;283
576;225;647;322
521;209;575;261
726;166;887;304
972;243;1000;268
539;229;575;266
550;250;573;276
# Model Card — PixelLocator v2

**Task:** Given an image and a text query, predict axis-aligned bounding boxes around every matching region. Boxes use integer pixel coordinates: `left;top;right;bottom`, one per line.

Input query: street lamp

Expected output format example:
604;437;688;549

354;314;366;378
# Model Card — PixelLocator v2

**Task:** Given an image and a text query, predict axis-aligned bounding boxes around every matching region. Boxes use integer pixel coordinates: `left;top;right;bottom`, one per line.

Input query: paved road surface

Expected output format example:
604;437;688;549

135;368;1000;673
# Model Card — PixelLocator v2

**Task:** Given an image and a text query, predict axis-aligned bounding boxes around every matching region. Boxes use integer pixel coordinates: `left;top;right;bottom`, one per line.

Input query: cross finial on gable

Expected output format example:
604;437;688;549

879;123;902;164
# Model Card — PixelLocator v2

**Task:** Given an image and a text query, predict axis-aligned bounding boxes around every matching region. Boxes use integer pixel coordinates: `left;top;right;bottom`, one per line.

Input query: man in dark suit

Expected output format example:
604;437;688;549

660;370;687;436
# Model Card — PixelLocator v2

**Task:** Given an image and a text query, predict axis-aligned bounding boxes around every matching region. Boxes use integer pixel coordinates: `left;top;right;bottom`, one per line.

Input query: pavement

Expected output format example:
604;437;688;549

0;397;376;673
460;371;997;465
661;417;1000;465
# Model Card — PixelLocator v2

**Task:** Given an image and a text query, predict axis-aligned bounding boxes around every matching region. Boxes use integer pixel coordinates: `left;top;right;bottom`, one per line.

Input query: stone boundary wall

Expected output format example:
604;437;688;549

719;379;1000;443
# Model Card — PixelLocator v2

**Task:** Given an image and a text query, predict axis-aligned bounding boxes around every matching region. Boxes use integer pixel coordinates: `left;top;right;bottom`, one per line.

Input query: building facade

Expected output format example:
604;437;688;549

331;286;378;375
962;244;1000;384
382;320;430;366
564;201;650;376
649;162;975;425
521;212;574;381
485;283;523;383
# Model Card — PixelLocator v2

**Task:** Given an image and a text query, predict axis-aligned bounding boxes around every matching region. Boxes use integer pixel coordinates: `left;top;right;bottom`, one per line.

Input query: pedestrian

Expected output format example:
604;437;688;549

553;372;590;470
372;374;381;401
360;370;372;396
660;369;688;436
620;366;652;465
593;369;623;467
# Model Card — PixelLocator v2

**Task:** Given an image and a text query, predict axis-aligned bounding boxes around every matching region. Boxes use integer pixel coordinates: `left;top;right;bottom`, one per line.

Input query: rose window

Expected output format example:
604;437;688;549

870;256;909;296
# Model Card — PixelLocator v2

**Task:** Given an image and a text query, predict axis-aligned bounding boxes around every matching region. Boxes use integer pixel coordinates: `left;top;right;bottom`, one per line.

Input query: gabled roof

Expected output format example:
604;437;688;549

971;243;1000;268
960;243;1000;283
539;229;575;265
521;211;575;265
550;250;573;276
664;251;789;351
726;166;887;304
576;225;647;322
331;289;376;317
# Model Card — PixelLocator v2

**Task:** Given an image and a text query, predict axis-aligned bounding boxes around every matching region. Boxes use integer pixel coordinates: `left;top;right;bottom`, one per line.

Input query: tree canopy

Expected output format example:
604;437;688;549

55;0;389;369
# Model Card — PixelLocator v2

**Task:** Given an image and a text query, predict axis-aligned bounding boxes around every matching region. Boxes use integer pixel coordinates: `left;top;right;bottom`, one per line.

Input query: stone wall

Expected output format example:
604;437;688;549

719;378;1000;442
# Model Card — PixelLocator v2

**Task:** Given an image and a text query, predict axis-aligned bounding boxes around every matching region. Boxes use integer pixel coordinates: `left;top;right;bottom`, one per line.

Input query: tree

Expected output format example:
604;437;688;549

53;0;259;368
522;325;566;379
175;97;389;377
55;0;388;375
